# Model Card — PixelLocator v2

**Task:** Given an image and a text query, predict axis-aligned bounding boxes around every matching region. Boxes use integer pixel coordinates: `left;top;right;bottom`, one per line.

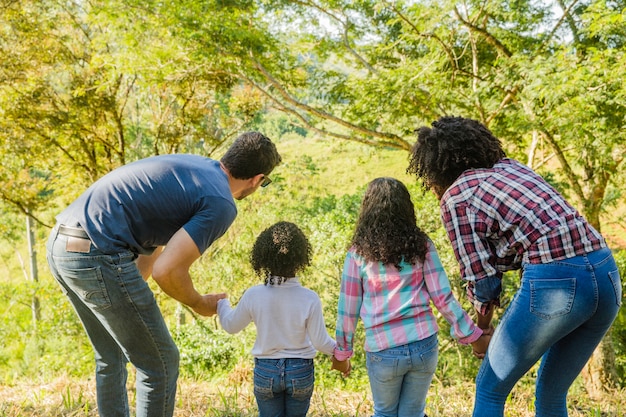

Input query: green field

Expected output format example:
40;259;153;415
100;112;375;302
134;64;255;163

0;134;624;416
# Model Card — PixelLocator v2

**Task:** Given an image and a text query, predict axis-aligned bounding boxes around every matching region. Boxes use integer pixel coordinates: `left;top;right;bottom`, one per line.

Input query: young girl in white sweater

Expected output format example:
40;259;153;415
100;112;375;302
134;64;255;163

217;221;341;417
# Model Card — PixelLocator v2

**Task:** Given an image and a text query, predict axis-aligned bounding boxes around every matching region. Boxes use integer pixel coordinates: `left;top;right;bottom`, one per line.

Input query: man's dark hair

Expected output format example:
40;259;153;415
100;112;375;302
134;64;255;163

251;221;312;281
351;177;428;268
221;132;282;179
407;116;506;195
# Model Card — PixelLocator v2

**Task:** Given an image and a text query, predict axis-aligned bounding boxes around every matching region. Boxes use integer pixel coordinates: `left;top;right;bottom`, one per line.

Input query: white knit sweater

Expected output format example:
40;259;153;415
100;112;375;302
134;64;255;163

217;278;337;359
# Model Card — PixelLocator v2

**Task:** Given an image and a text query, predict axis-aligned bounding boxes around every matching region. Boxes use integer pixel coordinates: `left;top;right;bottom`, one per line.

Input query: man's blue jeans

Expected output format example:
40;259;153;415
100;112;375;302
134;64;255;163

46;228;179;417
253;358;315;417
365;334;438;417
473;247;622;417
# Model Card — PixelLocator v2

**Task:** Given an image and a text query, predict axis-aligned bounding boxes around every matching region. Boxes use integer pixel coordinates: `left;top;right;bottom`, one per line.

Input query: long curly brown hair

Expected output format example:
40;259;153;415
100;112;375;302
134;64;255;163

407;116;506;196
351;177;428;268
250;221;312;283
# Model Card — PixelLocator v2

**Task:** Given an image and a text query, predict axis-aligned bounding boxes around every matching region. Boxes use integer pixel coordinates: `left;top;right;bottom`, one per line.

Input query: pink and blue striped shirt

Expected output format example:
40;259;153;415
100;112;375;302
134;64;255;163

334;240;482;360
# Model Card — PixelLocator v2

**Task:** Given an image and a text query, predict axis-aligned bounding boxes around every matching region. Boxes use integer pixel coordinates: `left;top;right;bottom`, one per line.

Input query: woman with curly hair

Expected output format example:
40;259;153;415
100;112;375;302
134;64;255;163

334;177;489;417
217;221;342;417
407;116;621;417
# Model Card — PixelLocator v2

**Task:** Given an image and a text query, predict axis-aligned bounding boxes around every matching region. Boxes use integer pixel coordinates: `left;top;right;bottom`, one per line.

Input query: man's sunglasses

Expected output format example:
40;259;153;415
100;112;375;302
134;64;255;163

260;175;272;188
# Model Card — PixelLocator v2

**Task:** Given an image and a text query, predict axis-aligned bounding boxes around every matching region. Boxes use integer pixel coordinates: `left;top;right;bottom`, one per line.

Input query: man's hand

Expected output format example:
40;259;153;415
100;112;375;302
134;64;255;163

190;293;227;317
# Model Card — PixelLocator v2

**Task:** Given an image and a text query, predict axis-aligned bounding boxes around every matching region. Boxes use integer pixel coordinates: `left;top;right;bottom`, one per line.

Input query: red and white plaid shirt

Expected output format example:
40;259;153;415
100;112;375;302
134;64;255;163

441;158;606;314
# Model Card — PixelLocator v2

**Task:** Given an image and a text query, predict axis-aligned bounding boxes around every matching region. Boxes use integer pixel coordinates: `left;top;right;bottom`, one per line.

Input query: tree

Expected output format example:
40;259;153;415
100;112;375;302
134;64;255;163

140;0;625;390
0;0;623;392
239;0;625;229
230;0;624;391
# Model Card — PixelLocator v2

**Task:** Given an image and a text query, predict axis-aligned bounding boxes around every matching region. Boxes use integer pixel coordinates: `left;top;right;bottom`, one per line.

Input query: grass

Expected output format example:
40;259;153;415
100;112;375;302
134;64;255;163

0;133;624;416
1;370;624;417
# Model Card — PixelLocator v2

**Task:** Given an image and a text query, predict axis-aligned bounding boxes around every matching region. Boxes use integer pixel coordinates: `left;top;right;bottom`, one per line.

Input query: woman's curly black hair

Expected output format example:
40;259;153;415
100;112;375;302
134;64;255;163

351;177;429;268
250;221;312;284
407;116;506;196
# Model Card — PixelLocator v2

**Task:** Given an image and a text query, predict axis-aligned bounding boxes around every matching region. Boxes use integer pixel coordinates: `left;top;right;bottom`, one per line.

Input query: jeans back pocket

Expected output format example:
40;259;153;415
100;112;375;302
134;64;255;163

57;265;112;311
530;278;576;319
608;270;622;307
253;371;274;400
290;371;314;400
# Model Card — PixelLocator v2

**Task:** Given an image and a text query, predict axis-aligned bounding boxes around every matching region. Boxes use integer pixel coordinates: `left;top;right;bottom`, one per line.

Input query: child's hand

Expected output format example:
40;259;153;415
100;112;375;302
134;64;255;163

471;333;491;359
331;356;351;377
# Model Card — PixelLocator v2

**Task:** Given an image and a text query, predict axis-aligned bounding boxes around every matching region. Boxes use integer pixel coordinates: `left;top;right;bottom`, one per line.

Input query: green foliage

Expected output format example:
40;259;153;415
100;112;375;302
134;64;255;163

251;113;308;143
0;0;625;405
3;0;624;244
0;278;93;383
173;323;241;378
612;250;626;381
0;0;269;233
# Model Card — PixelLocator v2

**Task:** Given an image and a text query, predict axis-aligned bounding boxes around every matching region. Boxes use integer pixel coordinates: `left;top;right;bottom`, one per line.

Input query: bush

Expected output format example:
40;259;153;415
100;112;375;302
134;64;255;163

173;323;242;378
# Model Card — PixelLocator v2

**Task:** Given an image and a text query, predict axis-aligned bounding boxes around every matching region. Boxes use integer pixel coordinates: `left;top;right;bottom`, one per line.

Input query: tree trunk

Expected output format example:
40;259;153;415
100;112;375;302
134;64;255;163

579;203;619;395
26;214;41;330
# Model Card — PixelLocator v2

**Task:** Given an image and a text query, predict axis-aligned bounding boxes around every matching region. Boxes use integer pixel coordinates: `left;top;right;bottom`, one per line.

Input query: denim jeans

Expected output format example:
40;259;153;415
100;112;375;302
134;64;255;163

253;358;315;417
365;334;438;417
473;248;622;417
46;228;180;417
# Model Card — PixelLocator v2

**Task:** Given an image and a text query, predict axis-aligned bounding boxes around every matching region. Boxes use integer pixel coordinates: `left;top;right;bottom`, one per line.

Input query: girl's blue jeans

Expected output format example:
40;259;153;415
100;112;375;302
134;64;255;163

46;228;179;417
473;247;622;417
253;358;315;417
365;334;438;417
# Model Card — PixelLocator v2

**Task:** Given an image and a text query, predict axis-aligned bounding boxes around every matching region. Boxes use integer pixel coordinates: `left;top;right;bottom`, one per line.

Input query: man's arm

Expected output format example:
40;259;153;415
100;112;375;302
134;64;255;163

151;228;225;316
136;246;164;281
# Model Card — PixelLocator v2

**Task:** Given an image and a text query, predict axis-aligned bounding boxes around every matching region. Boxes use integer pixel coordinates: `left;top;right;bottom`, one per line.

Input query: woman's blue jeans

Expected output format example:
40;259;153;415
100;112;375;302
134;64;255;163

473;248;622;417
253;358;315;417
46;228;180;417
365;334;438;417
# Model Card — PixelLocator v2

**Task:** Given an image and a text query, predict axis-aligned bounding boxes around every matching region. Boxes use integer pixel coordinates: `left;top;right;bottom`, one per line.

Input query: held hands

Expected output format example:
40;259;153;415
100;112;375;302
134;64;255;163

331;356;351;377
480;324;496;337
190;293;227;317
471;325;495;359
471;333;491;359
472;306;496;360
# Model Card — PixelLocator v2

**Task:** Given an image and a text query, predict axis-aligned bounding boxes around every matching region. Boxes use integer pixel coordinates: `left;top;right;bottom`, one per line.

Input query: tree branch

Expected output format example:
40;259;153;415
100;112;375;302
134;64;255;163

387;1;458;71
291;0;378;74
539;127;585;200
247;57;411;150
453;6;512;58
549;0;581;47
0;193;52;228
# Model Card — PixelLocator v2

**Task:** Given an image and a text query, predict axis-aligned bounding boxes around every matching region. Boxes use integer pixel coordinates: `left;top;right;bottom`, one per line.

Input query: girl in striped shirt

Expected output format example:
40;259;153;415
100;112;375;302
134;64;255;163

334;177;490;417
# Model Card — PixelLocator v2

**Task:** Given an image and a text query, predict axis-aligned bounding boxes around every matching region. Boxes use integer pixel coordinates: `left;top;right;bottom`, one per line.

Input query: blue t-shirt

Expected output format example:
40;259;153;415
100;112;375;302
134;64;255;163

56;155;237;255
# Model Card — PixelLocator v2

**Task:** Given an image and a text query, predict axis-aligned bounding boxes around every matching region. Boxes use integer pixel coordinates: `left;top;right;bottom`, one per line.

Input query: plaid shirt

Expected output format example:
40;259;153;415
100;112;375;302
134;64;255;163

441;158;606;314
334;240;482;360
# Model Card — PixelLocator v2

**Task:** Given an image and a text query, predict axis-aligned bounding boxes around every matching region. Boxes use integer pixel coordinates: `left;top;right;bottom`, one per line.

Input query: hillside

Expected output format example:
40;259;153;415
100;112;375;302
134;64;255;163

0;133;624;416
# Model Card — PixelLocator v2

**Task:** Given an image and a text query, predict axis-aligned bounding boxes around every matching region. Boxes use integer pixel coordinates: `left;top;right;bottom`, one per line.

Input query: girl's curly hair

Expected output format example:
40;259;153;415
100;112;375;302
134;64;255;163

407;116;506;195
250;221;312;282
351;177;428;268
